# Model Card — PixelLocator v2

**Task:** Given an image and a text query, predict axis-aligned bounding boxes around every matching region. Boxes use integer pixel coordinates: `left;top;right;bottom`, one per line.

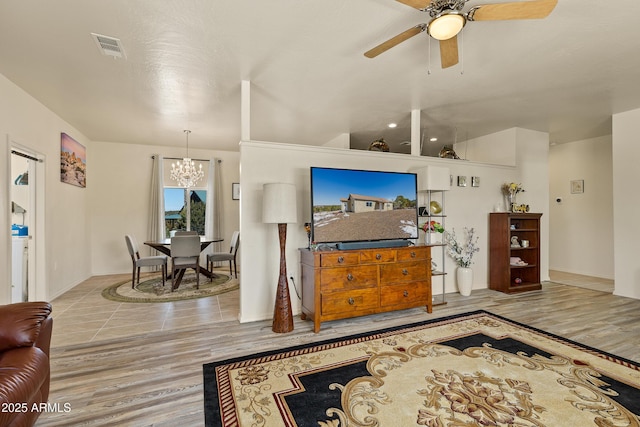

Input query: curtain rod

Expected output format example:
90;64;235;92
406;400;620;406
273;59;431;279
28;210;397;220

151;155;220;163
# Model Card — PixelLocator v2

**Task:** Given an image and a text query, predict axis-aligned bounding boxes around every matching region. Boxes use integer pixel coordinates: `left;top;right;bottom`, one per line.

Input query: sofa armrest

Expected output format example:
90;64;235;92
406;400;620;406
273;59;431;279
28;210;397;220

0;302;52;353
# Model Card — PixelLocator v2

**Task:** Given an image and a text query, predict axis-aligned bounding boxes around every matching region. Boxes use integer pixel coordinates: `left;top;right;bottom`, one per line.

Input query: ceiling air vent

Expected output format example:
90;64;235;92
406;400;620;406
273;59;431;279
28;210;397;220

91;33;126;59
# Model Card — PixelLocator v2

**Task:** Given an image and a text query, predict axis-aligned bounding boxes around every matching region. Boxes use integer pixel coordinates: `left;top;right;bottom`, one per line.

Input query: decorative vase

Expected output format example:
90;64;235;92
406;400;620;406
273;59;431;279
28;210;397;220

507;193;516;212
456;267;473;296
425;232;441;245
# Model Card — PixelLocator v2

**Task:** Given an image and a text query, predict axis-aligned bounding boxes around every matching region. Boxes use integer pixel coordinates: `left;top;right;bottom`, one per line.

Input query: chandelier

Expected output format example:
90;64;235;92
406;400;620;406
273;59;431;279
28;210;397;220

170;130;204;187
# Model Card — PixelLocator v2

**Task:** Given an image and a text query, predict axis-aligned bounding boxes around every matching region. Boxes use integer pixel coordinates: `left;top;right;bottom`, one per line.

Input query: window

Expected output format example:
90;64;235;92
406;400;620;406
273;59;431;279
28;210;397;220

163;159;209;237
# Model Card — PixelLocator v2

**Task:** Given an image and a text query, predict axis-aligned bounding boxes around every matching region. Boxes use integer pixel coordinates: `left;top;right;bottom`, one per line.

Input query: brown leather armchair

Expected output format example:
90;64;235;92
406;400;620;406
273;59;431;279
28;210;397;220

0;301;53;427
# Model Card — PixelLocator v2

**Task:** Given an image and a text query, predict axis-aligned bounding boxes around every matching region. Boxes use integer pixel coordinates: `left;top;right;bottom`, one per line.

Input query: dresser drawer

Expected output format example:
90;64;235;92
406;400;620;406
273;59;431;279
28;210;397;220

321;288;379;315
359;249;395;264
320;265;377;291
320;252;359;267
380;261;429;283
380;283;429;308
396;247;429;262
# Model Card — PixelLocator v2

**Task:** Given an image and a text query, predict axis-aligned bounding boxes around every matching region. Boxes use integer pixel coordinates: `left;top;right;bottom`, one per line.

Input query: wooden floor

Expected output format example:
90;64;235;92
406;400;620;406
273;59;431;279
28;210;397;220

37;273;640;426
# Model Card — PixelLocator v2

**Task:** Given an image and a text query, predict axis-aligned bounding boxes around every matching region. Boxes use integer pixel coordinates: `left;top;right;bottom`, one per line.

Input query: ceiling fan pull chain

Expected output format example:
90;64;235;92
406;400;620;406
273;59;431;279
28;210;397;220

460;28;464;75
427;36;432;75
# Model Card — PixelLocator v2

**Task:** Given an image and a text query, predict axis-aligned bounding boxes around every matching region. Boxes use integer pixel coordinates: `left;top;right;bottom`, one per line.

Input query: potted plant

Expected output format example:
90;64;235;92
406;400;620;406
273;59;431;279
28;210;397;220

421;220;444;245
443;227;480;296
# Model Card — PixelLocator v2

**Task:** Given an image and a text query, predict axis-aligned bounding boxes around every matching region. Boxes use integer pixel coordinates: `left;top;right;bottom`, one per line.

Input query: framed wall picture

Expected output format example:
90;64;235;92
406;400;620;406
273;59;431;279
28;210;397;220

232;183;240;200
570;179;584;194
471;176;480;187
457;176;467;187
60;132;86;188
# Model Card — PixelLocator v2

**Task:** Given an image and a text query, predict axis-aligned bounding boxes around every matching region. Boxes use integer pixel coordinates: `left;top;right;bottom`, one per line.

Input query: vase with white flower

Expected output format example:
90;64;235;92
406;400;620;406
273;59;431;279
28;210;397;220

444;227;480;296
421;220;444;245
502;182;525;212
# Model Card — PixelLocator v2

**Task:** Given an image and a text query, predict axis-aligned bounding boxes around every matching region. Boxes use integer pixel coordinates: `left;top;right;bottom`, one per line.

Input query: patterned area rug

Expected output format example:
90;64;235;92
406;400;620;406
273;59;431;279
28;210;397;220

203;310;640;426
102;271;238;303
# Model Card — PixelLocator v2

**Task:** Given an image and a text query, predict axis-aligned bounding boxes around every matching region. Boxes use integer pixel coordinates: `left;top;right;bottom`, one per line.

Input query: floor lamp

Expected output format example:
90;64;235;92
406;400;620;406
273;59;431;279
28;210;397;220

262;183;297;333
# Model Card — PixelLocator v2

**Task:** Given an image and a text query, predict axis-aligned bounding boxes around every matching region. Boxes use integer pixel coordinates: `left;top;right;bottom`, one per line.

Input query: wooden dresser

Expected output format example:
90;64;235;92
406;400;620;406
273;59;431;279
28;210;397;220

299;245;432;332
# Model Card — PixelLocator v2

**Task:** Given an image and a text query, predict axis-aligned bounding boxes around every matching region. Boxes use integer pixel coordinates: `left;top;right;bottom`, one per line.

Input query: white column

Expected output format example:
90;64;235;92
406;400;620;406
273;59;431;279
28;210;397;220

411;109;421;156
241;80;251;142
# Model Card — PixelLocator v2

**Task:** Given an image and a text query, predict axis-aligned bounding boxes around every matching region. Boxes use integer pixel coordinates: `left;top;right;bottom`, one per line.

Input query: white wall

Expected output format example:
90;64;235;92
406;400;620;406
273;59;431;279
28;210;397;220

515;128;551;281
612;108;640;299
549;135;613;279
0;73;92;303
456;128;517;166
238;133;549;324
89;140;240;275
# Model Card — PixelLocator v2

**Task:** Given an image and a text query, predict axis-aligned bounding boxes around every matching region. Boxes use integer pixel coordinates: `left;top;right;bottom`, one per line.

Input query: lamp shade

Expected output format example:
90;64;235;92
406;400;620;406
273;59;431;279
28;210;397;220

417;166;451;191
427;13;466;41
262;183;297;224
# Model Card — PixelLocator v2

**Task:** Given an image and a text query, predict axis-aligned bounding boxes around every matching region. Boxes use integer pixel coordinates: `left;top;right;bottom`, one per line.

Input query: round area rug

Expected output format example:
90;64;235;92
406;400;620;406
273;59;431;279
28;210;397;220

101;272;238;303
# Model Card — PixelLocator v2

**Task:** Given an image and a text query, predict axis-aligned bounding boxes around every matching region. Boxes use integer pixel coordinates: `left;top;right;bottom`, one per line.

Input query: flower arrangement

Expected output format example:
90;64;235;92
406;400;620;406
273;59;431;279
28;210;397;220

502;182;525;196
421;220;444;233
444;227;480;268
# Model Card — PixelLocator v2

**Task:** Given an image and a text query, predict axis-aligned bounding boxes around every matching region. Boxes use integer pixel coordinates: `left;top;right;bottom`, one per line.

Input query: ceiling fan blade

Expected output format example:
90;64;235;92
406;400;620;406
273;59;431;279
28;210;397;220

469;0;557;21
395;0;432;10
439;36;459;68
364;24;426;58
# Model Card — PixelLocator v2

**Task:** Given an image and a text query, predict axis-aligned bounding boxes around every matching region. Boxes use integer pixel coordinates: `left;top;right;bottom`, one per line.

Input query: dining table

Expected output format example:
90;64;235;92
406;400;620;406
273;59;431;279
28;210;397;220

144;236;224;288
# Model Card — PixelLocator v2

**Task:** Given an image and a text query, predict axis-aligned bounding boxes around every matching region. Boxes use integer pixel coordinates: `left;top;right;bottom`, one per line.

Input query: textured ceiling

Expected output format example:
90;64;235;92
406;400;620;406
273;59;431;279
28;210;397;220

0;0;638;153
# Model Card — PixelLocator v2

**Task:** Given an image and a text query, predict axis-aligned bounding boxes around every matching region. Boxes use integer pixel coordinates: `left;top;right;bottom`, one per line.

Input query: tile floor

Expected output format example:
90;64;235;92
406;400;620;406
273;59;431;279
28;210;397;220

49;269;613;349
49;270;239;348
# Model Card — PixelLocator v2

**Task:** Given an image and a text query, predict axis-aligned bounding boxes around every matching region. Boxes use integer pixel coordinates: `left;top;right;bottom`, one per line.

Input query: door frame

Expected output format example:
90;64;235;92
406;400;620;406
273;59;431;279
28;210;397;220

5;135;47;302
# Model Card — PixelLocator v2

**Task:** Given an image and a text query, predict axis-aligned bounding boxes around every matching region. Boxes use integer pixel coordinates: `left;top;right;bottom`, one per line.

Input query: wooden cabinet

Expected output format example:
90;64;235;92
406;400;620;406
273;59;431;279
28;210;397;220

489;213;542;293
299;245;432;332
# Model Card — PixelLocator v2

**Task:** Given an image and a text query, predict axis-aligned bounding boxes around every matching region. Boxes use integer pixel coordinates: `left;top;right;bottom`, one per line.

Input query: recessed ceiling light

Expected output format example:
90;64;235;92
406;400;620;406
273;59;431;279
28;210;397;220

430;137;438;142
387;123;397;128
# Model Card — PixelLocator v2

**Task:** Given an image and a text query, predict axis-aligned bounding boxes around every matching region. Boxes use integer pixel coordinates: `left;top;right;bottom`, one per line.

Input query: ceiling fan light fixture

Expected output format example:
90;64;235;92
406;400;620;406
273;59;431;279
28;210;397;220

427;13;466;41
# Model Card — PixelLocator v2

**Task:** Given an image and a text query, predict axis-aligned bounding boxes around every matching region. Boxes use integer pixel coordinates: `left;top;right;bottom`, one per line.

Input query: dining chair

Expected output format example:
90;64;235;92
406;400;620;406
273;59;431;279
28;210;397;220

175;230;198;236
125;235;167;289
207;231;240;279
170;235;201;291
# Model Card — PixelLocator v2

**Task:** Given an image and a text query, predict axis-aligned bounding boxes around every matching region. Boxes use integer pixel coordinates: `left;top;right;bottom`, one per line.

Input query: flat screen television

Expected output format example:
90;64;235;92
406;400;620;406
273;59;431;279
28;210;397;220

310;167;418;245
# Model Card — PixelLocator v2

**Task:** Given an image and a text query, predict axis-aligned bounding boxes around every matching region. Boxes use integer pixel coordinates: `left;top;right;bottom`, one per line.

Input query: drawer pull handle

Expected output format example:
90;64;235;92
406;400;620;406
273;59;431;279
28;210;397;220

402;269;409;275
376;253;382;260
403;290;409;297
410;251;416;258
337;256;344;263
346;273;354;281
348;298;355;305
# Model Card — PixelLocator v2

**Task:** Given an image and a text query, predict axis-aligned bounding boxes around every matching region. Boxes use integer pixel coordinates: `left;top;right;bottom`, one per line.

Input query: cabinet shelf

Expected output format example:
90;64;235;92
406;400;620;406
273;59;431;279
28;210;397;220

510;264;537;269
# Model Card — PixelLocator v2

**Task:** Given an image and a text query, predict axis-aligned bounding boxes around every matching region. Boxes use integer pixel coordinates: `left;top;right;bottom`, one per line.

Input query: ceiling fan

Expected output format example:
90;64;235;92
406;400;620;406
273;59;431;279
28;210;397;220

364;0;557;68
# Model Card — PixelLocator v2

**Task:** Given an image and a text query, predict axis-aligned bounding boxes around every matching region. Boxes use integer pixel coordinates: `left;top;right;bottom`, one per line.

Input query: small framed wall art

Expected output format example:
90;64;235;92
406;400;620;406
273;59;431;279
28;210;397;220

472;176;480;187
60;132;86;188
570;179;584;194
457;176;467;187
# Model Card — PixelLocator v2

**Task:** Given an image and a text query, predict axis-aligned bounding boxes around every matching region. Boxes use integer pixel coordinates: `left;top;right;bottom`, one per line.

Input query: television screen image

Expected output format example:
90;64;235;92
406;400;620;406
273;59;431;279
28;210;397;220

310;167;418;244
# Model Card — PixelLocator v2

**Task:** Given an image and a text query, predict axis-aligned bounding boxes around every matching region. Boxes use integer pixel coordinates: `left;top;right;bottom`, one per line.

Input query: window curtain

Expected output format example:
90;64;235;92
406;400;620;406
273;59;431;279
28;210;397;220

148;154;165;256
205;158;223;256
